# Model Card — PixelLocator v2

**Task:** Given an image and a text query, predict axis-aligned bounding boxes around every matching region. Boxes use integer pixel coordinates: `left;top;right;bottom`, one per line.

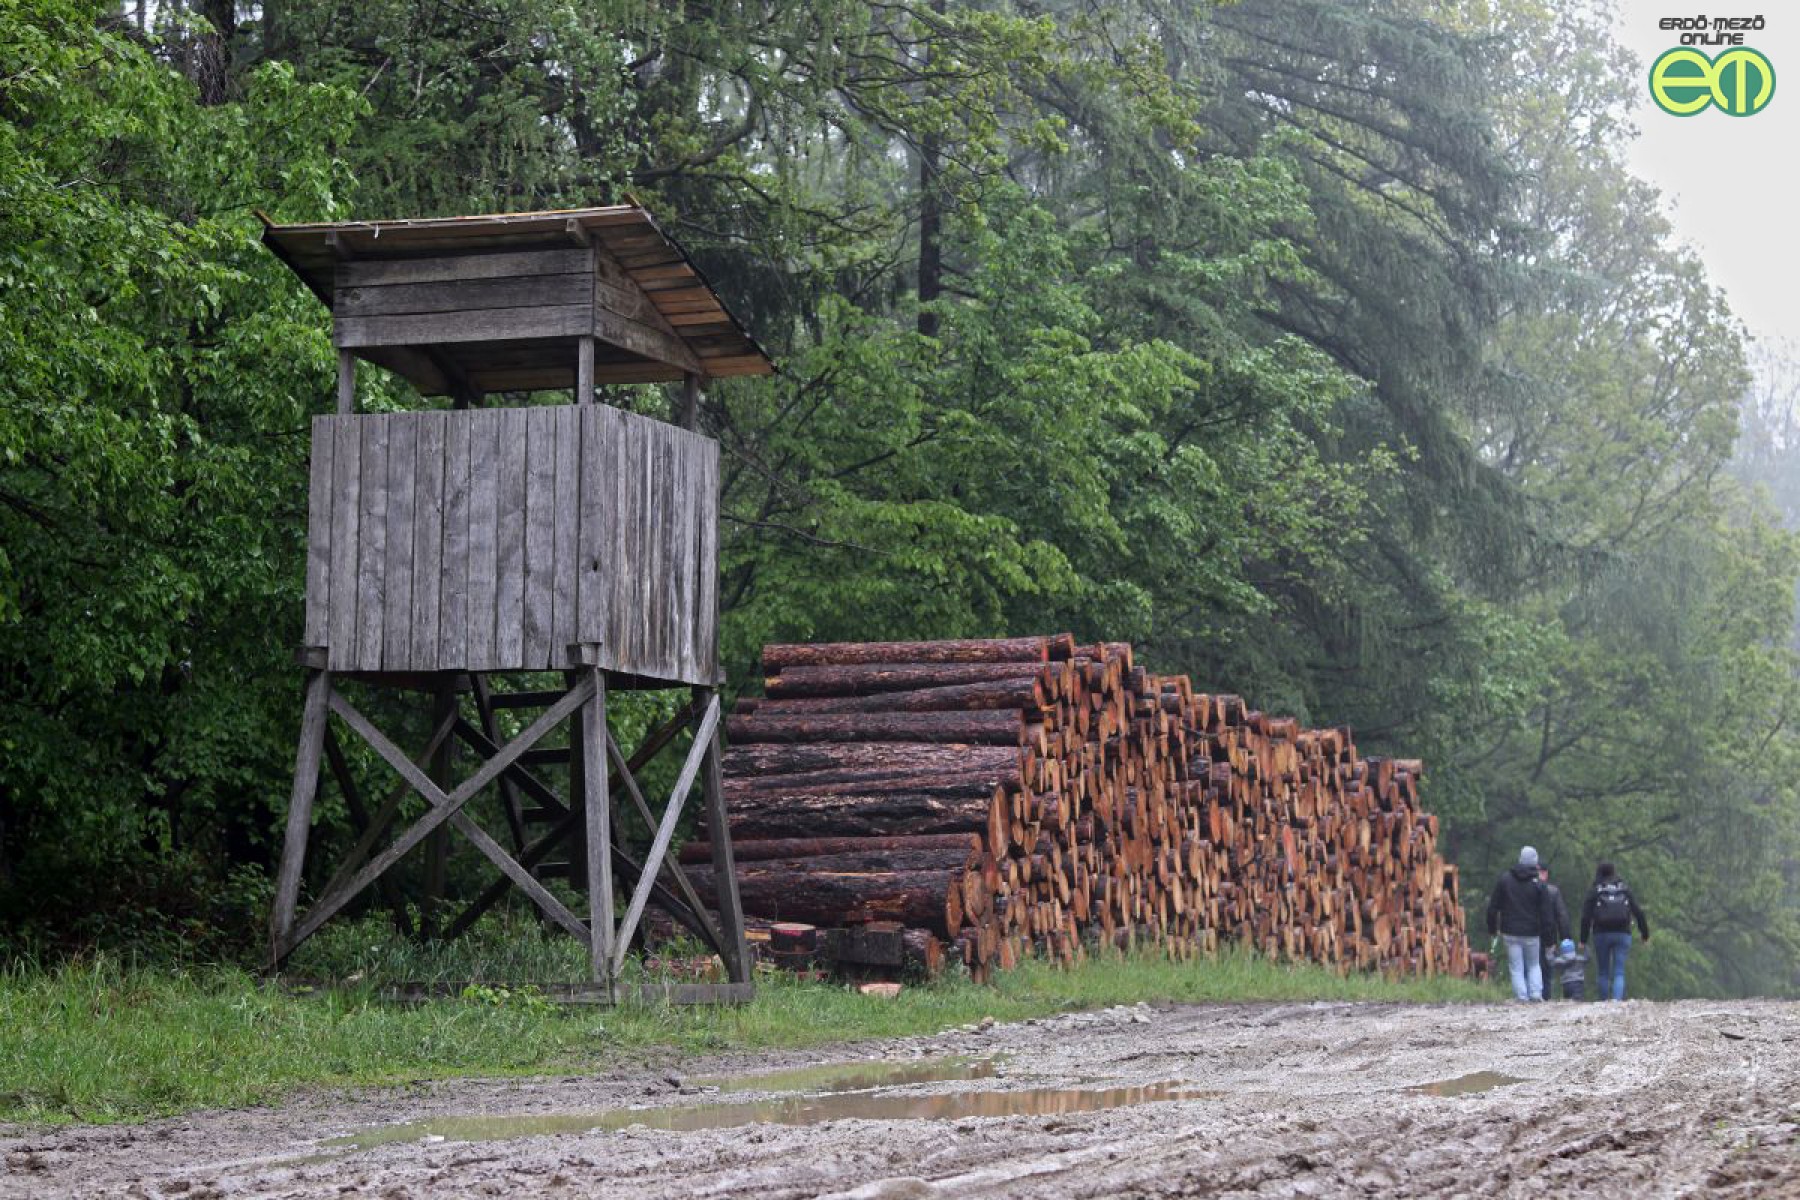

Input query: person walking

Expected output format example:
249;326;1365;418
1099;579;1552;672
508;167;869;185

1538;863;1571;998
1485;846;1556;1001
1580;861;1650;1001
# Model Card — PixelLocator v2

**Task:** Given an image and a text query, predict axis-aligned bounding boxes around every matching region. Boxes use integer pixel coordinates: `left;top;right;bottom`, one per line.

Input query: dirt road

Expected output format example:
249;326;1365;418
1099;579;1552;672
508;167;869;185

5;999;1797;1198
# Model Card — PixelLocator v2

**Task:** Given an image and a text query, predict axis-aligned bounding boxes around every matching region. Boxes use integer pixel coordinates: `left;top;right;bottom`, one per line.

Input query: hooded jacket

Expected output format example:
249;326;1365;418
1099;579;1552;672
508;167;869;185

1486;864;1554;939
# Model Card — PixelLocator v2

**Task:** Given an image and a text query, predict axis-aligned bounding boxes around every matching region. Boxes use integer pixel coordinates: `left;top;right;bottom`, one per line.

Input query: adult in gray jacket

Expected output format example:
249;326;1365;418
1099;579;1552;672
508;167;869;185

1485;846;1556;1001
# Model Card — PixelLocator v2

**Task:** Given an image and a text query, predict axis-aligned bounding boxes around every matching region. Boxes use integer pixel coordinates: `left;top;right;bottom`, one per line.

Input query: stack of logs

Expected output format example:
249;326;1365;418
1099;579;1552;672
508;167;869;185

682;635;1469;981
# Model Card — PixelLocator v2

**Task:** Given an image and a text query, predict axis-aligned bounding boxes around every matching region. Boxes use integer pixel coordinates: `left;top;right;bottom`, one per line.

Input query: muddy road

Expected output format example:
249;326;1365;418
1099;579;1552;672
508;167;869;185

5;999;1797;1198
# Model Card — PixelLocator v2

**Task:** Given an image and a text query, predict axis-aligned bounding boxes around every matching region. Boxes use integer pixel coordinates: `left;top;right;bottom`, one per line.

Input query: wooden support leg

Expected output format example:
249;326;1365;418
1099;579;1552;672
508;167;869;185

270;667;331;966
696;685;751;984
579;662;615;995
422;681;456;938
471;674;528;852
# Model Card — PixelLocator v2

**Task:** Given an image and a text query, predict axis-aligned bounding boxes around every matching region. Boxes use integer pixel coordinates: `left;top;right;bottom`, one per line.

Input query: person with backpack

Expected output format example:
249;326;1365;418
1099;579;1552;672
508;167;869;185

1485;846;1557;1001
1580;861;1650;1000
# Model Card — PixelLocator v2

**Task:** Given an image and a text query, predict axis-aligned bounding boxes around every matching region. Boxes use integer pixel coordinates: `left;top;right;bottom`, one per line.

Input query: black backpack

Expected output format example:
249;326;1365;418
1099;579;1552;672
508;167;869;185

1593;880;1632;928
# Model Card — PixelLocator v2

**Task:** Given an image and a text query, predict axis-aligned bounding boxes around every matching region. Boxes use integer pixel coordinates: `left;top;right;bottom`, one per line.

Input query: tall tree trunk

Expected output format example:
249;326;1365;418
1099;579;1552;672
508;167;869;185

916;0;946;338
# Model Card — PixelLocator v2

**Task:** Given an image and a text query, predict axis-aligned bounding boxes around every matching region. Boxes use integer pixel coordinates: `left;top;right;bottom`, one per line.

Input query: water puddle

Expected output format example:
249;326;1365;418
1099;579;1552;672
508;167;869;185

327;1081;1195;1150
1411;1071;1523;1097
698;1056;999;1095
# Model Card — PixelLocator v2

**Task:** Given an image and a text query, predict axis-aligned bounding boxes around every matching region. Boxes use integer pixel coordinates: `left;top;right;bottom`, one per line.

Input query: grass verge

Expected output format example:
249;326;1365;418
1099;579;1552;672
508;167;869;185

0;924;1493;1126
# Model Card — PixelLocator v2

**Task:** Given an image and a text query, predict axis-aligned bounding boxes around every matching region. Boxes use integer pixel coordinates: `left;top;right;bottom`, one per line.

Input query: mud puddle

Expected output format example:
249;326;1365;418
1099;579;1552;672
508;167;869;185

697;1055;999;1094
327;1080;1194;1151
1411;1070;1523;1096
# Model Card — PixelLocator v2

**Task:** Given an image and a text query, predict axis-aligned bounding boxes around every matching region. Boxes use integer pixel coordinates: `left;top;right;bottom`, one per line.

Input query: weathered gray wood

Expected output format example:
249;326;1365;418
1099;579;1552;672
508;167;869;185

577;336;595;404
470;674;528;853
380;416;417;671
409;413;445;669
522;406;557;668
327;689;589;944
308;405;717;680
604;730;725;957
444;694;705;941
575;404;609;653
321;725;414;938
316;702;460;909
338;248;591;289
582;668;615;991
303;416;334;649
551;404;580;666
698;686;750;983
326;420;361;669
354;416;389;669
465;409;500;670
438;411;471;666
269;668;331;962
336;273;591;317
611;696;719;976
422;682;455;936
337;349;355;415
280;678;594;956
336;304;593;349
591;307;703;374
681;373;700;430
493;408;527;666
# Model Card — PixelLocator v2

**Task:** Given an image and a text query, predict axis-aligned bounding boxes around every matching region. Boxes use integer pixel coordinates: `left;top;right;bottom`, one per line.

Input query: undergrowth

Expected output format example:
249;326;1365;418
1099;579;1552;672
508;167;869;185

0;915;1492;1126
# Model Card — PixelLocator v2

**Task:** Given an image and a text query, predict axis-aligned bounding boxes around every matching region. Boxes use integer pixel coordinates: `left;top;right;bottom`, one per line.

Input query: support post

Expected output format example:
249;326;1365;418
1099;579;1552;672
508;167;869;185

422;680;456;937
681;372;701;430
578;336;596;405
696;685;750;983
577;649;615;994
270;663;331;964
336;350;356;415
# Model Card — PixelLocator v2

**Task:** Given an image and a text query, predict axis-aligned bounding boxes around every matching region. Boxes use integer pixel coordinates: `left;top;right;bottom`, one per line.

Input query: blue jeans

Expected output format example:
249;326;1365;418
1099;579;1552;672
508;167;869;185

1502;934;1543;1001
1593;931;1632;1000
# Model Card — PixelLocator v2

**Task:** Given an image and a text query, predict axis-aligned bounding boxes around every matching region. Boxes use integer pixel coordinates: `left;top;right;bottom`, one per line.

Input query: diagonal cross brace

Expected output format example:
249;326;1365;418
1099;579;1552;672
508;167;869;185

276;677;594;960
611;696;721;977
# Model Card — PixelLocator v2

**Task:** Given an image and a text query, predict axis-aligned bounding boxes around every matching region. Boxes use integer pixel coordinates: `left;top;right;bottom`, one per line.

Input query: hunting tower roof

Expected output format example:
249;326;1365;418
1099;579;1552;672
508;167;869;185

260;205;773;397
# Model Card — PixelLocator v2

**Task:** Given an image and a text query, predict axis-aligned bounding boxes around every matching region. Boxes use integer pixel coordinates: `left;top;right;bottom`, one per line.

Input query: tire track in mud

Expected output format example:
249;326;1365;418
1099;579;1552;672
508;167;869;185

3;1000;1796;1199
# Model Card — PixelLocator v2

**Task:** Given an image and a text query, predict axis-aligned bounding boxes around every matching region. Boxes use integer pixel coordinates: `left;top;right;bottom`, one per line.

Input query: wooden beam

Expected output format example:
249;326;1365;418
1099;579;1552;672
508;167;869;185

277;678;594;957
269;668;331;963
324;689;590;943
321;726;413;939
697;686;751;983
470;675;528;850
581;666;615;994
578;335;595;404
336;350;355;415
681;372;701;431
605;729;724;956
611;696;719;976
315;701;460;906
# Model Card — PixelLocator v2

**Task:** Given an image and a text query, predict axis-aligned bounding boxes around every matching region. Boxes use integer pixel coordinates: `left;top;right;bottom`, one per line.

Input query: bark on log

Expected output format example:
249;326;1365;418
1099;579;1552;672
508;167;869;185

688;862;966;934
721;742;1020;779
762;636;1072;670
739;679;1047;716
766;662;1063;698
680;833;978;865
725;766;1022;798
727;710;1025;746
727;786;1005;841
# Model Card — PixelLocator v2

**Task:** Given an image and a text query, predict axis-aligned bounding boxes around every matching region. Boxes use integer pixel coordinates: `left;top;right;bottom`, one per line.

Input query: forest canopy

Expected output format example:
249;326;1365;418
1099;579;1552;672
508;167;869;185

1;0;1795;997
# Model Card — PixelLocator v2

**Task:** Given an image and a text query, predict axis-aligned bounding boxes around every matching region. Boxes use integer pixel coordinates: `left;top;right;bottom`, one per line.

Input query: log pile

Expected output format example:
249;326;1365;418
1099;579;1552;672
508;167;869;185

687;636;1469;981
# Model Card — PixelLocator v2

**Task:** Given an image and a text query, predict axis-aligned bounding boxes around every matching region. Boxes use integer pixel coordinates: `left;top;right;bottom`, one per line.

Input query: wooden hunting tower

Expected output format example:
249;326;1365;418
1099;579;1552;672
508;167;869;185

262;207;771;999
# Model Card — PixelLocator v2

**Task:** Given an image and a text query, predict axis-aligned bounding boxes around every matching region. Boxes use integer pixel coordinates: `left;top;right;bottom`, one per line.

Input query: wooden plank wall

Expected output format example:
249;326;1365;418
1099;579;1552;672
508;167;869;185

304;406;719;683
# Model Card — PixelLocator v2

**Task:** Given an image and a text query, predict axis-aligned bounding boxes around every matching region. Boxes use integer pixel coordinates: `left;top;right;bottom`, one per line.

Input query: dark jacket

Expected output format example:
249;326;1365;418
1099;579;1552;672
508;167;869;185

1544;882;1571;943
1580;879;1649;941
1486;864;1554;938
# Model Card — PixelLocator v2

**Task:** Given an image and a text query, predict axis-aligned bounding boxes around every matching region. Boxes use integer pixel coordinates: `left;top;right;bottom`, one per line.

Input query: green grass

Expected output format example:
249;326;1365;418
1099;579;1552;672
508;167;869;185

0;921;1493;1127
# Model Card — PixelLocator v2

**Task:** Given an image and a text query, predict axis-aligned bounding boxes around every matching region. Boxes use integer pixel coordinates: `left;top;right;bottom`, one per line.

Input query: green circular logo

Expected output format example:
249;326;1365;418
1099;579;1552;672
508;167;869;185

1651;47;1776;116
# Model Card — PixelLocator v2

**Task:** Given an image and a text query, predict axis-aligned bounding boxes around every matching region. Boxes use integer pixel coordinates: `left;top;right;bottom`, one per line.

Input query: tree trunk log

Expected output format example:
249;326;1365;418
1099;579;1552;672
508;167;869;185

722;742;1020;779
680;833;977;865
766;661;1064;698
762;635;1073;670
727;710;1025;746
